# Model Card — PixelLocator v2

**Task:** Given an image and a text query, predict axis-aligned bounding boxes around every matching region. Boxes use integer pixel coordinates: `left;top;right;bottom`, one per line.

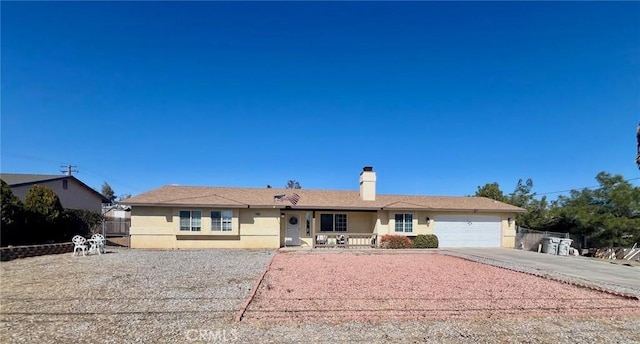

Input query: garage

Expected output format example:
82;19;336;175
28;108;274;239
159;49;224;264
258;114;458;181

433;215;502;247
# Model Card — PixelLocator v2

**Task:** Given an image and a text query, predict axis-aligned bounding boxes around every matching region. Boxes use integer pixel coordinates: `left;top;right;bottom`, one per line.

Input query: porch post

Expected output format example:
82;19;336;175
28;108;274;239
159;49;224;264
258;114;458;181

311;211;316;248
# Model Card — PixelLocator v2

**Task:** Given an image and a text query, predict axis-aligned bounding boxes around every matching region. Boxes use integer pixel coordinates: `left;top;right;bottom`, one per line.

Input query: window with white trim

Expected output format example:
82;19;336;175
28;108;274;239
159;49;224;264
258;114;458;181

180;210;201;231
320;213;347;232
211;210;233;232
395;213;413;233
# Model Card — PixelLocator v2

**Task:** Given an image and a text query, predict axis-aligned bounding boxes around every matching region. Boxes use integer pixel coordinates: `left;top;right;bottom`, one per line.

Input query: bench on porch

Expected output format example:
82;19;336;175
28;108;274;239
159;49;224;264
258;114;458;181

314;233;377;248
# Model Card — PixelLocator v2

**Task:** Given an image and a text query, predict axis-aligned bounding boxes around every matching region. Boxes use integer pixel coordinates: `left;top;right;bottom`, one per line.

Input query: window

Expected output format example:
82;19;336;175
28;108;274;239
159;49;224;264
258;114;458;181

395;213;413;233
335;214;347;231
211;210;233;231
62;180;68;190
320;213;347;232
320;214;333;231
180;210;201;231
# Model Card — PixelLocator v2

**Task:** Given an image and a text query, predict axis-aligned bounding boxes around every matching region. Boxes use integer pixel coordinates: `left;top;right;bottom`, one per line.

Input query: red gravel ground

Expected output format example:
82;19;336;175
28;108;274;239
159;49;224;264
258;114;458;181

243;252;640;322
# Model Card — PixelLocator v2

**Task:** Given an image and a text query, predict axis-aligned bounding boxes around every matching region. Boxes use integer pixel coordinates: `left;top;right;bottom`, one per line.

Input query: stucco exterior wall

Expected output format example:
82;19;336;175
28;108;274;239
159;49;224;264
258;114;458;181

377;210;517;248
501;214;517;248
374;211;390;236
312;211;376;234
130;206;518;249
130;206;280;249
11;179;104;212
280;211;376;247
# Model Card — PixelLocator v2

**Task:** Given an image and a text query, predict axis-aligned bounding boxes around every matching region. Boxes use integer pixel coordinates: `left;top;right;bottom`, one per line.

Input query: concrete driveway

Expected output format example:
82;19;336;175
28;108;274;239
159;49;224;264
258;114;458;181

444;248;640;298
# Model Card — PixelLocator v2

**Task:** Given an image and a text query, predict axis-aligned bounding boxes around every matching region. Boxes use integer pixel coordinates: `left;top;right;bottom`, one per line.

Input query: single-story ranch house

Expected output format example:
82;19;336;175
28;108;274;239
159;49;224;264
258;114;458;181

122;167;525;249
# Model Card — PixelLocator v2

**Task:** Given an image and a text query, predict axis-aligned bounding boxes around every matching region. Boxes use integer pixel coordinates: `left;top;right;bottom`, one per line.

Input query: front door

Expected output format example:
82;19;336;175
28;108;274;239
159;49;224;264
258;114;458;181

285;214;301;246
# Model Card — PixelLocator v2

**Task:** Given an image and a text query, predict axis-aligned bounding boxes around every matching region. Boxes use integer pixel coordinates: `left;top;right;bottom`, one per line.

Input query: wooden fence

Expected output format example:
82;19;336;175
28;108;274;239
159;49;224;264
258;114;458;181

103;219;130;237
516;227;581;251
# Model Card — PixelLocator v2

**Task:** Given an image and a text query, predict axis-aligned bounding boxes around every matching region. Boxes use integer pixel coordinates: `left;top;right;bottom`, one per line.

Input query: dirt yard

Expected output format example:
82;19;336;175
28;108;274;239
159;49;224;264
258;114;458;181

1;249;638;343
244;251;640;322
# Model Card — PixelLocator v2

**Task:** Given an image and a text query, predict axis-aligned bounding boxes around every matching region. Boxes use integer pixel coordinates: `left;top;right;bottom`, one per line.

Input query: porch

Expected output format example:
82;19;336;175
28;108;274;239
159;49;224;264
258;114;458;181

282;210;379;248
313;233;377;248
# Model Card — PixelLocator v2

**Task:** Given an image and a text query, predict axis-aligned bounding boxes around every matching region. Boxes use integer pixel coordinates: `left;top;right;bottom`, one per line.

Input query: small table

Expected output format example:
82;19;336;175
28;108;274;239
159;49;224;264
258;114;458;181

86;239;104;255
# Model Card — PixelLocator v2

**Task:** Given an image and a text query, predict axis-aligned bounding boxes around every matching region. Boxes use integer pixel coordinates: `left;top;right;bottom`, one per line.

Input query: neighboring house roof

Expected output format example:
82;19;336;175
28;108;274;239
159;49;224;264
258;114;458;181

0;173;110;203
122;185;525;213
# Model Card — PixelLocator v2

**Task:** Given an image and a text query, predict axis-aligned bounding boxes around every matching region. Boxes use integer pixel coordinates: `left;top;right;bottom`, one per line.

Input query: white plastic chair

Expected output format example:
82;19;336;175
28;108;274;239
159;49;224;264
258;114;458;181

316;235;327;245
90;234;106;255
72;235;88;256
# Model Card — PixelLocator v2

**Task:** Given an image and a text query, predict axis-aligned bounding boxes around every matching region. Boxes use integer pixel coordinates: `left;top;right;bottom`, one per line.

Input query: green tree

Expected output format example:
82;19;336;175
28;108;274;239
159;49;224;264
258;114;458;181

474;178;552;229
508;178;535;208
1;180;24;245
507;178;547;229
519;195;552;229
551;172;640;247
101;182;116;203
285;180;301;189
473;182;506;202
23;185;64;243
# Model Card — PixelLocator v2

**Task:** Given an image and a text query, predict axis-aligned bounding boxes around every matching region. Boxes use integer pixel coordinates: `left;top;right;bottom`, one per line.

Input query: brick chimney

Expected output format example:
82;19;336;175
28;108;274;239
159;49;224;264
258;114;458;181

359;166;376;201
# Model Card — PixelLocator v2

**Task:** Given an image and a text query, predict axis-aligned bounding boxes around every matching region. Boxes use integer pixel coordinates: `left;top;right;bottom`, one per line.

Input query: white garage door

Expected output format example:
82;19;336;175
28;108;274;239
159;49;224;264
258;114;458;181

433;215;501;247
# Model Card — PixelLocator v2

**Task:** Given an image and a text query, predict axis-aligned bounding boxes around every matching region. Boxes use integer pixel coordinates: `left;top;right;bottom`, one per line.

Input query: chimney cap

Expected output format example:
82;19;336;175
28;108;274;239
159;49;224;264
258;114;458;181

363;166;374;172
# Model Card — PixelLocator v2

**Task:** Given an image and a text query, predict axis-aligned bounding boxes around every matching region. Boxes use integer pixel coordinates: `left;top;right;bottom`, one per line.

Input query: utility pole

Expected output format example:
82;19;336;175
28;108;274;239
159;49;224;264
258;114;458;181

60;164;78;176
637;123;640;170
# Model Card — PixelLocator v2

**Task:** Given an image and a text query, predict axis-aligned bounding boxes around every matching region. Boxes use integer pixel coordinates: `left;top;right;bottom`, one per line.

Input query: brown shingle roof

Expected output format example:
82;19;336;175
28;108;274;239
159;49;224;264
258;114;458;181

122;185;525;213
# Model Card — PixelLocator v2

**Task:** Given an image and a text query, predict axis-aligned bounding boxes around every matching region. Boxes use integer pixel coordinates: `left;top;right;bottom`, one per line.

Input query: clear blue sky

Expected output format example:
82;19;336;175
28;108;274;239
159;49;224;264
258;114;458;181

1;2;638;199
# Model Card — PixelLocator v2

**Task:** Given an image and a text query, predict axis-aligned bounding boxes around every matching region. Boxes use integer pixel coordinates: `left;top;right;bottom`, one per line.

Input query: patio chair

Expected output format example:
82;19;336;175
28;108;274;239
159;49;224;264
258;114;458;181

72;235;88;256
90;234;106;255
316;235;327;246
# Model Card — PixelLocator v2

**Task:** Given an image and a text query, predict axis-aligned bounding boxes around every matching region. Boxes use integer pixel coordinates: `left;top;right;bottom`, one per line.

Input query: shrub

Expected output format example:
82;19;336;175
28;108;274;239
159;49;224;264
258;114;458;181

23;185;64;244
380;234;413;249
60;209;104;240
413;234;439;248
1;179;24;246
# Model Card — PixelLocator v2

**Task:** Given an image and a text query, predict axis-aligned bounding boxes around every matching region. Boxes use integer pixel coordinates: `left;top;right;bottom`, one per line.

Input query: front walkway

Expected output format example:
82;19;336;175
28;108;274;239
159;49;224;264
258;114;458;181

444;248;640;298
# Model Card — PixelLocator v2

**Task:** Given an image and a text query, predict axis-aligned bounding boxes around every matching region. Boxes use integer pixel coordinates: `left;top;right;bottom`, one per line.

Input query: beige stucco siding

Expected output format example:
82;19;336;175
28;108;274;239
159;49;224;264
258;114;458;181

239;209;280;236
501;215;516;248
130;206;280;249
377;210;518;248
374;211;390;236
313;211;376;233
130;206;518;249
130;207;174;234
130;235;177;248
345;212;376;233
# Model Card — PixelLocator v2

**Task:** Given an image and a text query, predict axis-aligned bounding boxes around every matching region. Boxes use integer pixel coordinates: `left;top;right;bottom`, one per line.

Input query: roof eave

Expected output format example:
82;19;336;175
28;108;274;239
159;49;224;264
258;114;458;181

382;207;526;213
121;202;247;208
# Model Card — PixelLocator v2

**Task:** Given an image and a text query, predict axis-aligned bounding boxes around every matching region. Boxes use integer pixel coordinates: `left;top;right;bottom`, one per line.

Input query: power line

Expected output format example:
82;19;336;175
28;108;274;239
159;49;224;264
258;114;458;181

2;151;143;192
1;151;65;165
536;177;640;196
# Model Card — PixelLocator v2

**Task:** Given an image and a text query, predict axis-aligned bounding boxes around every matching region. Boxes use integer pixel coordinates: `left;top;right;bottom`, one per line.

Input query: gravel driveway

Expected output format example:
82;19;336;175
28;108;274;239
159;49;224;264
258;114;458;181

245;251;639;322
1;248;639;343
